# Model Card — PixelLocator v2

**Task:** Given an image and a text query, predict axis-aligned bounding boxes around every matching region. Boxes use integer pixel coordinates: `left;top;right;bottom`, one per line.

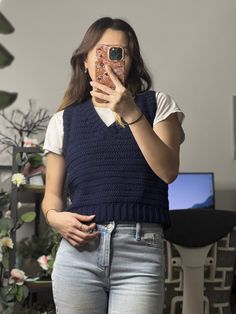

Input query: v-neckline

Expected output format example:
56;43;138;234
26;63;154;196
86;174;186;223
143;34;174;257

87;98;127;135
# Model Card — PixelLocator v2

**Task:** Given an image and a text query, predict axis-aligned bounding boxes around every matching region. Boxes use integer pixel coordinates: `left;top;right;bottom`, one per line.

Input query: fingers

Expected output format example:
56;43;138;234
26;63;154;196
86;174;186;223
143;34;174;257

72;213;95;222
67;213;99;246
90;81;113;95
90;66;126;106
74;228;99;241
105;64;123;88
53;212;100;248
70;213;97;233
66;228;99;248
90;64;124;93
67;234;98;248
90;89;110;102
79;221;97;233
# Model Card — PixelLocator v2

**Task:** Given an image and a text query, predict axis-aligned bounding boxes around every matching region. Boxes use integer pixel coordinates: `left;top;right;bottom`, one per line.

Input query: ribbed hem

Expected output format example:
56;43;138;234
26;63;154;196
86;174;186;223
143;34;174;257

65;202;171;230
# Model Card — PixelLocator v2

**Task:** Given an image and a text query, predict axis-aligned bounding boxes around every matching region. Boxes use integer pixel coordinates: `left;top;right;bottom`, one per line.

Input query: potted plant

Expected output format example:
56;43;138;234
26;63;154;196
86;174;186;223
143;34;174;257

21;152;46;186
16;228;61;280
0;191;36;313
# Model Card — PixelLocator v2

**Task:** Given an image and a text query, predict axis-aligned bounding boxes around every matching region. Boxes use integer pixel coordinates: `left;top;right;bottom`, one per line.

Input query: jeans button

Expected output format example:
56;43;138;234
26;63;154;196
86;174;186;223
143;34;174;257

106;223;113;230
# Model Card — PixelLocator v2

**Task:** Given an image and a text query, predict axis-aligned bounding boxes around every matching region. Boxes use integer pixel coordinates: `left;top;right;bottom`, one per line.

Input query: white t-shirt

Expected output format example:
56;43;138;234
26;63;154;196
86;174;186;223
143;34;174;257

43;91;185;155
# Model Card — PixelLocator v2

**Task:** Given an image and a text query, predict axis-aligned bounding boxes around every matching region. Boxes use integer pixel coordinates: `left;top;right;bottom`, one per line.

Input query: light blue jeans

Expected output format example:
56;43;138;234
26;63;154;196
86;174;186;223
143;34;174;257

51;221;165;314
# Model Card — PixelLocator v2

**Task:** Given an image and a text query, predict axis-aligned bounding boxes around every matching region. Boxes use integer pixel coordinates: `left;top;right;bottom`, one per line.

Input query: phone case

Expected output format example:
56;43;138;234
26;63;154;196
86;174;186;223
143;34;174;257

95;44;125;92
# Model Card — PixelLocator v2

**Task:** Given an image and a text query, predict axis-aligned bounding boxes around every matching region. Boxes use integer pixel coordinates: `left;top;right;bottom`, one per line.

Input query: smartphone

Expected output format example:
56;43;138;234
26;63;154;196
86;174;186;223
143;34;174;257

95;44;125;101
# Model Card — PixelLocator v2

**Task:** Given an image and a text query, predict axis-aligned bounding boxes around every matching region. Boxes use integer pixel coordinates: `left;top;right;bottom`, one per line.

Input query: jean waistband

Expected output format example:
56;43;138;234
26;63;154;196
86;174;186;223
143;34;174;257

98;221;161;228
96;221;163;240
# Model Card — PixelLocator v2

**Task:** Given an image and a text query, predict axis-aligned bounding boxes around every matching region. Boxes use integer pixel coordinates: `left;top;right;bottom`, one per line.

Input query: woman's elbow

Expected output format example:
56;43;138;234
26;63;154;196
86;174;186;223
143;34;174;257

163;156;180;184
157;165;179;184
163;172;178;184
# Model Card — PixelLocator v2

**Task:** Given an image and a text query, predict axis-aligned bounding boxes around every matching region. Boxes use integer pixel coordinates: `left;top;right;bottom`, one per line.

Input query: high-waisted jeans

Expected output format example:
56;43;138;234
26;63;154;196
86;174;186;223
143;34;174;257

51;221;165;314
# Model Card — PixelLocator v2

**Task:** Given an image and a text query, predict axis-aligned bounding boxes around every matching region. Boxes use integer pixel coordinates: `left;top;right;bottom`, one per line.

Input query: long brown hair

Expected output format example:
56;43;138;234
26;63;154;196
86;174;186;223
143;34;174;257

57;17;152;114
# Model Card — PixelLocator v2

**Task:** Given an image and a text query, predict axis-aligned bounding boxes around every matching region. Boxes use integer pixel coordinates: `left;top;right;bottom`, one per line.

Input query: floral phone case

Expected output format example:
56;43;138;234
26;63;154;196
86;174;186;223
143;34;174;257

95;44;125;93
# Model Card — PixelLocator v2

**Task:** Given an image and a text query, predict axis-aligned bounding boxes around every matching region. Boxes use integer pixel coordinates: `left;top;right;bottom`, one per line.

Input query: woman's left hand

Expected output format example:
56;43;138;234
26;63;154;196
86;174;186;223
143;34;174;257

90;65;141;121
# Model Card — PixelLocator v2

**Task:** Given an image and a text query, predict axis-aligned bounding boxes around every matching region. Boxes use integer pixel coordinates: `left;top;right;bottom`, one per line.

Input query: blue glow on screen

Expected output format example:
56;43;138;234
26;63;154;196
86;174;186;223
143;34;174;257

168;173;214;210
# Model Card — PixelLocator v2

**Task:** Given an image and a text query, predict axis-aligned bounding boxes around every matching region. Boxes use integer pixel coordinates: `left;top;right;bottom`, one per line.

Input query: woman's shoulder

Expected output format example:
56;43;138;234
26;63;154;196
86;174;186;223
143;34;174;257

43;110;64;155
44;110;64;136
49;110;64;125
139;89;180;108
153;90;185;125
53;110;64;118
155;90;173;103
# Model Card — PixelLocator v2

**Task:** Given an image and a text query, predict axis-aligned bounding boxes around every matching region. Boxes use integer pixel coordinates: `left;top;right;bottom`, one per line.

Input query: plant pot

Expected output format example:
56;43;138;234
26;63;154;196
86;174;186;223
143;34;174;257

21;257;41;277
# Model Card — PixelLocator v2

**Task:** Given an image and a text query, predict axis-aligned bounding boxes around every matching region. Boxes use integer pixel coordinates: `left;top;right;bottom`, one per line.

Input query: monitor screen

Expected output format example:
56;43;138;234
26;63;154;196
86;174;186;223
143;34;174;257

168;172;215;210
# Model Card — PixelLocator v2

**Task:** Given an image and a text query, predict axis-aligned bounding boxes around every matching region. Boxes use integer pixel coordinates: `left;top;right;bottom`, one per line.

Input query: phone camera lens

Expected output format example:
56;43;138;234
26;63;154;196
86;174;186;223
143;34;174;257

109;47;123;61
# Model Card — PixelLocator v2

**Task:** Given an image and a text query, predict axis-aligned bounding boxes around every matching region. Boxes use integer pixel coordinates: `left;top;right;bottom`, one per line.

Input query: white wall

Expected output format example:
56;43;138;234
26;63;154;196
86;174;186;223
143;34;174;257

1;0;236;210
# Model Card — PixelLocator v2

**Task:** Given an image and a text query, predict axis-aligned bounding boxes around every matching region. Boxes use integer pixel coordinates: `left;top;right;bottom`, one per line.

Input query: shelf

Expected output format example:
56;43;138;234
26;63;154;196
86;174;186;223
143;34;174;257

10;147;46;269
25;280;52;292
20;184;45;194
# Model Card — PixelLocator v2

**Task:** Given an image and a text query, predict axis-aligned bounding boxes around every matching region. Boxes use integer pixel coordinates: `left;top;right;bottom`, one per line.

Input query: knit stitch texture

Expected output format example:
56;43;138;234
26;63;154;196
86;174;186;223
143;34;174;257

62;90;170;229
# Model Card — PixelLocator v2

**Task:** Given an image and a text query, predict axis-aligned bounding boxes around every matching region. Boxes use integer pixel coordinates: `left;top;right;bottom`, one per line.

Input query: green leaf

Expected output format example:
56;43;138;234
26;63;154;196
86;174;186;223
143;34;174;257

0;230;8;237
15;285;24;302
0;192;10;211
15;152;28;167
0;44;14;68
22;284;29;299
8;285;17;295
20;211;36;223
51;245;58;258
0;191;10;206
0;12;15;34
15;153;23;166
0;217;14;231
0;91;18;110
2;251;9;268
28;153;43;168
48;258;54;269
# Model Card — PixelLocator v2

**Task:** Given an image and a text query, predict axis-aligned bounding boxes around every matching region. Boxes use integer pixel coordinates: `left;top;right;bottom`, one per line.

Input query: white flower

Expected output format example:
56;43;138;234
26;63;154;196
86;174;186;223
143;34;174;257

0;236;14;249
37;255;52;271
9;268;27;286
11;173;26;188
23;136;38;147
17;202;22;209
4;210;11;218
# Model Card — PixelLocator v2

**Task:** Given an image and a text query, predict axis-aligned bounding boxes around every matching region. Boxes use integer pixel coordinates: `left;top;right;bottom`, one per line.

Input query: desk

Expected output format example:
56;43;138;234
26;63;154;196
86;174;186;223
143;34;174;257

164;209;236;314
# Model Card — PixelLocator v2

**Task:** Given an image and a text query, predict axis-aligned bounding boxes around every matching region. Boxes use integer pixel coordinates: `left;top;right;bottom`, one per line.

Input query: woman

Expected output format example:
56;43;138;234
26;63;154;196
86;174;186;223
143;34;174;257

42;17;185;314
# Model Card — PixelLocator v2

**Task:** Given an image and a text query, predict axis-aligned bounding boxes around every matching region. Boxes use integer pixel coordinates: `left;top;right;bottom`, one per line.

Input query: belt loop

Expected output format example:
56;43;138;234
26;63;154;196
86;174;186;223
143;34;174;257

135;222;141;241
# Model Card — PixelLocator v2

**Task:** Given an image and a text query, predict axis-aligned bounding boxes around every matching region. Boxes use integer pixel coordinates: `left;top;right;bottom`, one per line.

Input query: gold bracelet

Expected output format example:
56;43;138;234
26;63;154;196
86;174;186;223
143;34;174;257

45;208;59;225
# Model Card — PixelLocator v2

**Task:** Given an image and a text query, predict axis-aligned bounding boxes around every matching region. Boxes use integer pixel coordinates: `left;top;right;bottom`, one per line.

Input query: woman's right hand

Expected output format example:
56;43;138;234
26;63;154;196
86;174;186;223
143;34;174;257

46;211;99;247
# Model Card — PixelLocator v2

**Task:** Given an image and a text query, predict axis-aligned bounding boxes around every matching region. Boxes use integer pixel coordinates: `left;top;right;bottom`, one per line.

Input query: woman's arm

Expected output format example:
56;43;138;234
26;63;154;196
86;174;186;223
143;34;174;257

41;152;99;247
123;110;182;183
90;66;183;184
41;152;66;217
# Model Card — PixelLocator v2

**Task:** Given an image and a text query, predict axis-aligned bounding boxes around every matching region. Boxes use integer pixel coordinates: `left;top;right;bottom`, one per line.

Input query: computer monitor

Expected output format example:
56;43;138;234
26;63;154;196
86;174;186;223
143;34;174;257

168;172;215;210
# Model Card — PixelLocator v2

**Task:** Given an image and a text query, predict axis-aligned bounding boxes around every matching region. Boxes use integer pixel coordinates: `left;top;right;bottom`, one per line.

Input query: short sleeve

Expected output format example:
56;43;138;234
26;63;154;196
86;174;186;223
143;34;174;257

153;91;185;143
43;111;64;155
154;92;185;125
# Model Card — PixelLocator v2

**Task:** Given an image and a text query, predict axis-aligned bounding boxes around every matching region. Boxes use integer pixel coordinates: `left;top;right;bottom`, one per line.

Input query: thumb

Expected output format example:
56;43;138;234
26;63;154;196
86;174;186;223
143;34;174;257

72;213;96;222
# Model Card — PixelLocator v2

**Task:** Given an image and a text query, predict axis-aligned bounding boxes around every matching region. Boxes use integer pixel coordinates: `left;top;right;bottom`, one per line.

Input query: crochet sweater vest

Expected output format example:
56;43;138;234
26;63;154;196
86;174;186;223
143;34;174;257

62;90;171;229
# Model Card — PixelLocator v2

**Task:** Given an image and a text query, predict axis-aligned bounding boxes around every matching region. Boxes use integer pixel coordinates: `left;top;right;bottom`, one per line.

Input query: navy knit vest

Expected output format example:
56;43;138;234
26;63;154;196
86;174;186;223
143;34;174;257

62;90;171;229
